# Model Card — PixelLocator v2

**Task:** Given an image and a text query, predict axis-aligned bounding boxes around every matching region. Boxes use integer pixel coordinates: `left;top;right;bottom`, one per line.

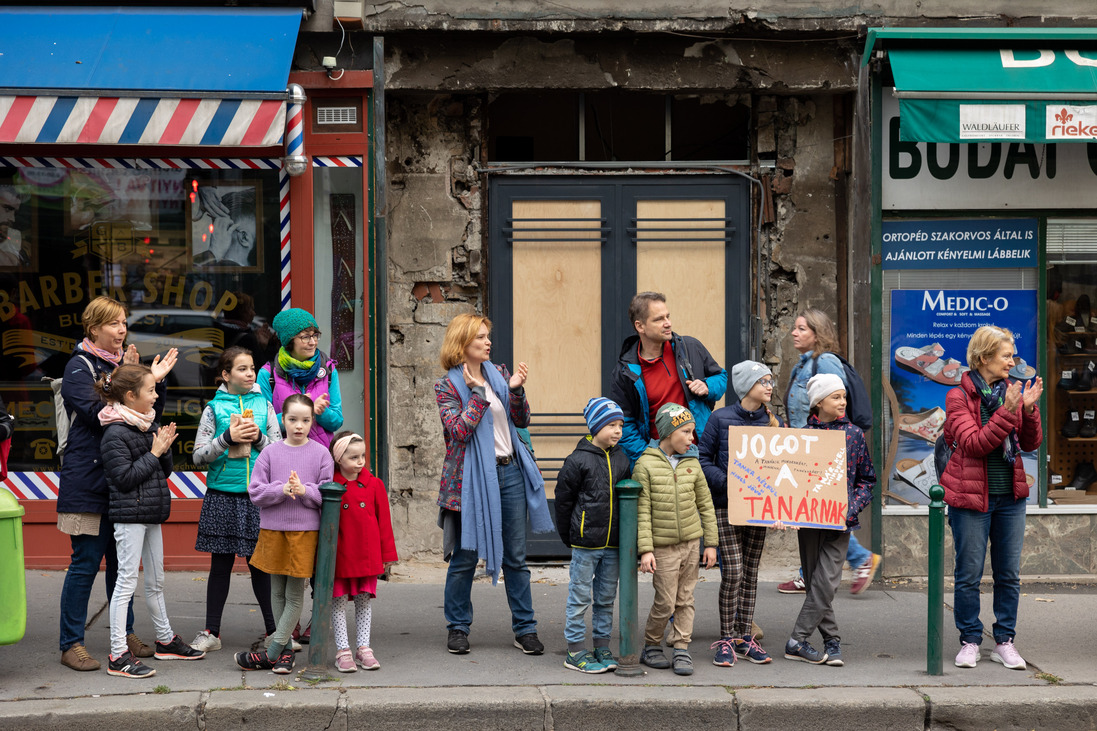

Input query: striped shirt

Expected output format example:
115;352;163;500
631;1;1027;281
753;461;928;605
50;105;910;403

980;403;1014;495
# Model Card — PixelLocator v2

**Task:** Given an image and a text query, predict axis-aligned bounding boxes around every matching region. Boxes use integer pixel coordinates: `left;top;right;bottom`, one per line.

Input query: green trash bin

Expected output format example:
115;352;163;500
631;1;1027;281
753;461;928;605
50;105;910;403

0;488;26;645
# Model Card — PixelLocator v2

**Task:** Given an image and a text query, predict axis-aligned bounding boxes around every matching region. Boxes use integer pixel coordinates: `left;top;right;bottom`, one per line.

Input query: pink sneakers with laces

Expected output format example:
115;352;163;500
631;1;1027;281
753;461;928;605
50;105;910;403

356;646;381;670
991;640;1026;670
335;649;357;673
954;642;980;668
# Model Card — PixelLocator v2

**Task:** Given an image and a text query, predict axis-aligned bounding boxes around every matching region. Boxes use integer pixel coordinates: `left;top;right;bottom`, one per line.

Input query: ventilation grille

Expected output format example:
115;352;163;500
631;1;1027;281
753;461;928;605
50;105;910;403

317;107;357;125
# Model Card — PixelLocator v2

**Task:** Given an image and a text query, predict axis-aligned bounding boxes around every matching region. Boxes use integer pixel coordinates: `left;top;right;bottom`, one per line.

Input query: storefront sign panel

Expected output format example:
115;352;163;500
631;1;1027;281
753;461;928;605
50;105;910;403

888;288;1039;506
884;93;1097;209
882;219;1038;269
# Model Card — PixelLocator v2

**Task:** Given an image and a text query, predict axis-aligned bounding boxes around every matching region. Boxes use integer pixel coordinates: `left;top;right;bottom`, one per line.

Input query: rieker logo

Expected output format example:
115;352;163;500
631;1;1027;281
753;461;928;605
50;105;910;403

1047;105;1097;139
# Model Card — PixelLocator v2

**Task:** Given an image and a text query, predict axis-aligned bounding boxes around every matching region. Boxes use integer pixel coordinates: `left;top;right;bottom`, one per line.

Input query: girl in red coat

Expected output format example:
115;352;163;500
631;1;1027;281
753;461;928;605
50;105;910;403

329;431;398;672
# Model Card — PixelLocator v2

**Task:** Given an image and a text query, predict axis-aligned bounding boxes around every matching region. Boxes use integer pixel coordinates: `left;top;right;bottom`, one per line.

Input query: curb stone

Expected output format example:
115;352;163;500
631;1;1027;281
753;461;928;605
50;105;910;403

922;685;1097;731
736;687;926;730
345;686;544;730
0;692;201;730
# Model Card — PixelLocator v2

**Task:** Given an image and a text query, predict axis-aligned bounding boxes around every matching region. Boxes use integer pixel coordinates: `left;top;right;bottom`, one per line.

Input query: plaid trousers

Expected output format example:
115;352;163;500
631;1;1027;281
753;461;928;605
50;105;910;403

715;508;767;638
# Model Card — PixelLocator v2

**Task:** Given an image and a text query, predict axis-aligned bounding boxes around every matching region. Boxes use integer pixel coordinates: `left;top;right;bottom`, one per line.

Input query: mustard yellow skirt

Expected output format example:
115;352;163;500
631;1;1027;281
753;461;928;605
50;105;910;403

249;529;318;578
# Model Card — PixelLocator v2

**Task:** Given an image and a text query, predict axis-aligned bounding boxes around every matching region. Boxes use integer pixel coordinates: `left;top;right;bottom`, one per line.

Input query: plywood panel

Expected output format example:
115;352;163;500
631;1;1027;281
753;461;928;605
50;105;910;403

636;199;727;406
512;200;602;497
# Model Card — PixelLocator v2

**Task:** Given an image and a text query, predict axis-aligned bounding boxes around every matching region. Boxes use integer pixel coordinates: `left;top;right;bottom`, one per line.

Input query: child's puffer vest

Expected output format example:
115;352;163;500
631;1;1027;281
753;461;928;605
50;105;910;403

270;359;335;447
206;387;271;493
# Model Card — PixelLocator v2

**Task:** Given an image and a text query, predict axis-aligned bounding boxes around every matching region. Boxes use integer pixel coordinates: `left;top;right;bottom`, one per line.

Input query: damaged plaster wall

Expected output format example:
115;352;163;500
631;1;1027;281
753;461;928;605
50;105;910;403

762;95;841;397
386;94;483;554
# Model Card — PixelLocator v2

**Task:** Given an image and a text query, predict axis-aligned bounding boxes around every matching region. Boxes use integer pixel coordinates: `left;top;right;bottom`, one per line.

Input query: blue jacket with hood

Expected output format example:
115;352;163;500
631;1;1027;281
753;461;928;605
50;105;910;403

608;332;727;465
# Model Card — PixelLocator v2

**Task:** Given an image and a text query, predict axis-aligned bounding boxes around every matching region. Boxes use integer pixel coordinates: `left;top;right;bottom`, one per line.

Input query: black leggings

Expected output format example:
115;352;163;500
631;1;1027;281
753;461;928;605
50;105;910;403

205;553;277;637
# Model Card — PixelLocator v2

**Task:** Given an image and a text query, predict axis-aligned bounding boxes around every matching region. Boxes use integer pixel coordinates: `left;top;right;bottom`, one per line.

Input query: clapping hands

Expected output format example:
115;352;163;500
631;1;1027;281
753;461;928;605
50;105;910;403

283;470;305;500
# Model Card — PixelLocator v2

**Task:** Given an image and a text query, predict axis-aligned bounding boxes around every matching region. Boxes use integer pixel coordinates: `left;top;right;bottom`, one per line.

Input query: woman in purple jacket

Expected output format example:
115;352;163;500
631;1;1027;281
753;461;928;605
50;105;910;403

258;308;343;447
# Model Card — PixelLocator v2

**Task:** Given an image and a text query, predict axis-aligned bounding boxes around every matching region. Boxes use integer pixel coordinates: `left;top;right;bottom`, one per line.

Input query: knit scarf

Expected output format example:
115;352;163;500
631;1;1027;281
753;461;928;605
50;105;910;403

969;370;1019;465
446;362;554;584
98;402;155;432
277;346;321;388
81;337;122;366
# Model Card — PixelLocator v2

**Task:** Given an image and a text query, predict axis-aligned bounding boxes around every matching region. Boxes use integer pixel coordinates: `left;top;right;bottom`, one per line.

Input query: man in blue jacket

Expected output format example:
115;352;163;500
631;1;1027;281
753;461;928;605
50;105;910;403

609;291;727;465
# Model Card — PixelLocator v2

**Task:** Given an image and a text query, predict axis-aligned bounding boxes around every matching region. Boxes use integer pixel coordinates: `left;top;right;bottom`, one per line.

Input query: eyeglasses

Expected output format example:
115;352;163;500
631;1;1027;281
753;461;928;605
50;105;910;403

296;332;321;342
758;379;775;388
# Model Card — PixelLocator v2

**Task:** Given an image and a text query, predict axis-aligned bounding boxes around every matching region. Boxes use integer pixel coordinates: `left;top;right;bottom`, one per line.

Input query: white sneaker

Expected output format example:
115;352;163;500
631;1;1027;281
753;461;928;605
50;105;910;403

954;641;980;668
191;630;222;653
990;640;1027;670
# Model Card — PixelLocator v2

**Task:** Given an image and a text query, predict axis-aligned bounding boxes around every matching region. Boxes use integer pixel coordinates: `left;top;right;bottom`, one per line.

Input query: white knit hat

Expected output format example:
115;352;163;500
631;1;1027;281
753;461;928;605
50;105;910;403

807;373;845;409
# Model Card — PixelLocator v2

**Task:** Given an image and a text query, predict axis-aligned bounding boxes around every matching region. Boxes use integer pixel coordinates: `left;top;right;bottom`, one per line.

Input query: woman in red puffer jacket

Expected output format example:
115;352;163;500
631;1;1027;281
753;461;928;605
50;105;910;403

939;326;1041;674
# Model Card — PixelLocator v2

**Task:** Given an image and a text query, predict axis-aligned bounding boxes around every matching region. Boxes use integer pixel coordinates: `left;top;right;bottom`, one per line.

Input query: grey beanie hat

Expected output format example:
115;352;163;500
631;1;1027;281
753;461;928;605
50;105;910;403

731;360;773;401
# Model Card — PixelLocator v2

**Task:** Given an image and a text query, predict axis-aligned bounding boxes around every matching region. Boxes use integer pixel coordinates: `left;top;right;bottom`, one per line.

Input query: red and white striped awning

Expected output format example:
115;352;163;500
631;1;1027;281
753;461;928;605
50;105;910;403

0;96;286;147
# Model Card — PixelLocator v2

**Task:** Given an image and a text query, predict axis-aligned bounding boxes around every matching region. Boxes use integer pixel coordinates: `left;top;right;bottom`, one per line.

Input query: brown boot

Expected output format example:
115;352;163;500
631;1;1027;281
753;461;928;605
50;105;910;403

61;644;101;671
127;633;154;658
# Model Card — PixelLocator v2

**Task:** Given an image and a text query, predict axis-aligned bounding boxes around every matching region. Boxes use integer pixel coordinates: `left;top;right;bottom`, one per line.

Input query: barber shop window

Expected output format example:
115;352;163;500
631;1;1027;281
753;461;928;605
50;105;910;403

0;165;282;473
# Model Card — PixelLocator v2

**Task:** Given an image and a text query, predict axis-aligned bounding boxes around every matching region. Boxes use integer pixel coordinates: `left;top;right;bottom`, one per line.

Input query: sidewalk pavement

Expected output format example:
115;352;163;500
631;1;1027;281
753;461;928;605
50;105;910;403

3;564;1097;730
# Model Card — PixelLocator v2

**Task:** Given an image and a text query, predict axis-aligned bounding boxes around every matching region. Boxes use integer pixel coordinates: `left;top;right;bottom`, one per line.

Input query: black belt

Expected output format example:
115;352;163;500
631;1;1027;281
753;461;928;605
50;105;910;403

496;454;514;465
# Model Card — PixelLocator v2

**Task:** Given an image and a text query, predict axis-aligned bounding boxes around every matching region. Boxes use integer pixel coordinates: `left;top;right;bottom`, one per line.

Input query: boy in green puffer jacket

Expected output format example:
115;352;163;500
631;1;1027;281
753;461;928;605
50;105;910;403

636;403;718;677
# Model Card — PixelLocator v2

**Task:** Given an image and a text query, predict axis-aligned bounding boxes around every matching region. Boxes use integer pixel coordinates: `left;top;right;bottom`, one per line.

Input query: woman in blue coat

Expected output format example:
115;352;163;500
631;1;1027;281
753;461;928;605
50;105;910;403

56;296;177;672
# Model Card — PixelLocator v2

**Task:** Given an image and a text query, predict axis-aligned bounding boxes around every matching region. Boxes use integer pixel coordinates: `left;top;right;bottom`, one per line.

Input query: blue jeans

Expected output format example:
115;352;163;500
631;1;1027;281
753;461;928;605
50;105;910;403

564;547;619;646
59;517;135;652
949;494;1026;645
846;533;871;568
444;461;536;637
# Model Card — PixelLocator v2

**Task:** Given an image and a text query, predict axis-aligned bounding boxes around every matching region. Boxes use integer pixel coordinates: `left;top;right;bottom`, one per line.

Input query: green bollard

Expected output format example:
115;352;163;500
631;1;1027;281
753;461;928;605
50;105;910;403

927;484;945;676
615;479;645;677
300;480;347;682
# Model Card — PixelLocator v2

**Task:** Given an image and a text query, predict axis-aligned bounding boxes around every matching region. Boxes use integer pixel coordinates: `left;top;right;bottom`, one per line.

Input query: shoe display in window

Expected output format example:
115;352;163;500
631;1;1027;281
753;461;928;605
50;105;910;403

1063;410;1082;438
1058;369;1078;390
1081;411;1097;438
1067;462;1097;490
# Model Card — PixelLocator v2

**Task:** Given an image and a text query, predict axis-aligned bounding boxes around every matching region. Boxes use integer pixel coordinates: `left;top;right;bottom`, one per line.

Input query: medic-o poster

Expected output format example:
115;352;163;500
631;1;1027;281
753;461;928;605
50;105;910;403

888;289;1039;506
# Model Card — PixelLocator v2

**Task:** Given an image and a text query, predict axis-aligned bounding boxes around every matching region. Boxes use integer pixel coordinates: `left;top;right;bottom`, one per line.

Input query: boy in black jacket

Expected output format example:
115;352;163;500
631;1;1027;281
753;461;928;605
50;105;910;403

555;397;631;674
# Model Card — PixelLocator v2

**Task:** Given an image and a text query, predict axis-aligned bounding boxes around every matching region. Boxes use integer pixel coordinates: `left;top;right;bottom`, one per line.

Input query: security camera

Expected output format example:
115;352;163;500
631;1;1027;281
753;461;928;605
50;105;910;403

322;56;338;70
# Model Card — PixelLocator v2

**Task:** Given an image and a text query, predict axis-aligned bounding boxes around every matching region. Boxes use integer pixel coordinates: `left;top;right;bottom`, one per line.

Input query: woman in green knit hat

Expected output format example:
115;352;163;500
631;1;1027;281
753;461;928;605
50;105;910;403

259;308;344;448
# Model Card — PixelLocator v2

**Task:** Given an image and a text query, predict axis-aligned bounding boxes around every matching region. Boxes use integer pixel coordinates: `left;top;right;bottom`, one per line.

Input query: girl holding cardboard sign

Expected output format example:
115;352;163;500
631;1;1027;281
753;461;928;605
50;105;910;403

699;360;785;669
784;373;876;668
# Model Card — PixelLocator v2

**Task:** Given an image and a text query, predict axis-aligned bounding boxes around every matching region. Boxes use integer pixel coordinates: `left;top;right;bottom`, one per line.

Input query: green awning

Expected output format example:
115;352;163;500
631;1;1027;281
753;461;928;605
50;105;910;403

883;40;1097;143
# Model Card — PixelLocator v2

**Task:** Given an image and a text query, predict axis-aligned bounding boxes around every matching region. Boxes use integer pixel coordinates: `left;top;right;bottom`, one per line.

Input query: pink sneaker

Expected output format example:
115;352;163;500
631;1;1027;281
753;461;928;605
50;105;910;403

990;640;1026;670
954;641;980;668
850;553;882;595
356;646;380;670
335;649;357;673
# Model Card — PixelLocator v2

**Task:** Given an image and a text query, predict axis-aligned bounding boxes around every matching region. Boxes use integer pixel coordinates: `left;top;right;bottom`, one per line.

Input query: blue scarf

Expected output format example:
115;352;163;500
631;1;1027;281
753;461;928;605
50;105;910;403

969;370;1019;465
447;362;554;584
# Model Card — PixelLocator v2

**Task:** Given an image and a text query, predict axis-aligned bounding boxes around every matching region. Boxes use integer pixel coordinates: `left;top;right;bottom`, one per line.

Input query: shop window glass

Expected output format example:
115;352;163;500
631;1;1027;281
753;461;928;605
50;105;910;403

0;165;283;473
1047;220;1097;504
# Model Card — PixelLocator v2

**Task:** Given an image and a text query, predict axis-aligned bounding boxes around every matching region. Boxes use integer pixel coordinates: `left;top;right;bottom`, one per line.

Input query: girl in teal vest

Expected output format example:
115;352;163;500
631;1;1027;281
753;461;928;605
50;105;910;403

190;347;283;653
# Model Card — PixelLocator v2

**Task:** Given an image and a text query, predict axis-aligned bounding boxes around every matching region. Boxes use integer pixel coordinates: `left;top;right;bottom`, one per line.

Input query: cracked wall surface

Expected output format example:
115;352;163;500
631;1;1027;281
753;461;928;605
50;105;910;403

357;0;1097;32
386;94;484;554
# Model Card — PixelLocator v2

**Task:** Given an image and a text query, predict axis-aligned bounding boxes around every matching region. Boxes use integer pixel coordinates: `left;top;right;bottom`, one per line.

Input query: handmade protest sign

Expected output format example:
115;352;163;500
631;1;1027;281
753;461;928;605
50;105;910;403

725;426;848;529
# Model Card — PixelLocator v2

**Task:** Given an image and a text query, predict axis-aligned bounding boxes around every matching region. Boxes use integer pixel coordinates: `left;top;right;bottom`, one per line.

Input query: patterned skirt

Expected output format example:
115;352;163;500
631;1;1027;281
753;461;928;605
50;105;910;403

194;489;261;557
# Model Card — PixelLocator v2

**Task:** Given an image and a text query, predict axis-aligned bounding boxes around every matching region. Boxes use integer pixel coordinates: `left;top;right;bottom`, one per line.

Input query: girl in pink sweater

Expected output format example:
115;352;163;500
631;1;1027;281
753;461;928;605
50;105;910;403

235;393;334;675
